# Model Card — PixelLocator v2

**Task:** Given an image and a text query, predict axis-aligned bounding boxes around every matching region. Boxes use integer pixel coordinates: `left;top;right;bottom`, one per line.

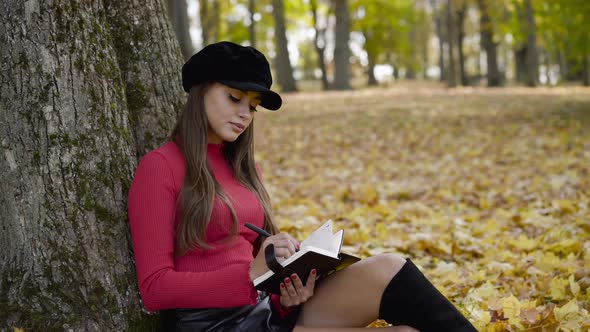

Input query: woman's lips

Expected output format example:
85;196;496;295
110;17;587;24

230;122;245;133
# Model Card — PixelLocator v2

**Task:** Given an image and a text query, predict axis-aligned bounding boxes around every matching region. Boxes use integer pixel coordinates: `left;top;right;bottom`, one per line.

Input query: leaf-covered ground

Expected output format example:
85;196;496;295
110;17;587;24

254;84;590;331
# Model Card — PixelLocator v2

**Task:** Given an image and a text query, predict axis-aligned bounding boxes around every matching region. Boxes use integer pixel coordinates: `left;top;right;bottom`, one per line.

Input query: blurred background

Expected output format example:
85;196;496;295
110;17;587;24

167;0;590;90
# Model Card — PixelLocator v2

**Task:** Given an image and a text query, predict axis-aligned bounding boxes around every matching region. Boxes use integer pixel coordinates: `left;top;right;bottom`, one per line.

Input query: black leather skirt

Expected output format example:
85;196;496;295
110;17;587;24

160;296;301;332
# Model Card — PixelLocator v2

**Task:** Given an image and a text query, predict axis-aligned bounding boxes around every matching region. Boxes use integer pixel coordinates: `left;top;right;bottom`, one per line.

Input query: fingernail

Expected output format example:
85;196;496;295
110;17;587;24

280;283;285;289
285;278;291;284
291;274;297;280
311;269;317;275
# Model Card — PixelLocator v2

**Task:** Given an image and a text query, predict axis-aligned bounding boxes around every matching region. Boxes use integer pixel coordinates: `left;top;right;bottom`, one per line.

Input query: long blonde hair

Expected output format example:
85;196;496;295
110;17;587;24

168;84;278;256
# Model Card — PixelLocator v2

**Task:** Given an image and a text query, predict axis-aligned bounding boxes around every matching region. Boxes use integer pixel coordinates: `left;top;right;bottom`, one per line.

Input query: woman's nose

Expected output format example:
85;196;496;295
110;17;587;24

237;101;251;118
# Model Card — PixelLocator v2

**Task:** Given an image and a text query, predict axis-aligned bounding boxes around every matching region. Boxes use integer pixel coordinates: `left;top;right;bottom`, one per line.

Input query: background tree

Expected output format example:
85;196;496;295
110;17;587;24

509;0;537;85
107;0;184;159
456;0;468;85
248;0;257;47
523;0;539;86
166;0;194;59
215;0;270;49
332;0;352;90
477;0;502;86
199;0;221;46
310;0;331;90
0;0;184;330
272;0;298;92
446;0;458;87
351;0;420;84
534;0;590;86
431;0;448;81
512;3;528;83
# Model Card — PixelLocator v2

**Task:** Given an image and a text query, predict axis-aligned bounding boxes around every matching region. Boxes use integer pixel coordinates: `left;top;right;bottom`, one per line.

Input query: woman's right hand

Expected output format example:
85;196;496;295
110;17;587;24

249;233;300;282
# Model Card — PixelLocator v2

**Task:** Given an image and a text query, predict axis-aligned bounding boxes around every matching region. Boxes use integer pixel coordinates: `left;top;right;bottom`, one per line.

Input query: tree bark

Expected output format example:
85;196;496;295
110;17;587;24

477;0;501;86
272;0;297;92
435;13;447;81
389;53;399;80
583;55;590;86
332;0;352;90
367;51;378;86
310;0;329;90
199;0;209;45
406;27;417;80
248;0;256;48
446;0;457;87
106;0;185;159
199;0;220;46
515;45;527;83
558;50;568;82
166;0;194;60
0;0;184;330
457;2;468;86
524;0;538;86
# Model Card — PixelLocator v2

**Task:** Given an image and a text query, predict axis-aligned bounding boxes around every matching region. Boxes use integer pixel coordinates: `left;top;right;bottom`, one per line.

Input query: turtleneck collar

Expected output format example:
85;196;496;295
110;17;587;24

207;142;225;157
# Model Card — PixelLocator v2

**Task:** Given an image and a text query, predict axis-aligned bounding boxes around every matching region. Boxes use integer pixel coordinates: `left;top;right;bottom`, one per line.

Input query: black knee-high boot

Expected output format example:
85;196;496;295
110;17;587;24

379;259;477;332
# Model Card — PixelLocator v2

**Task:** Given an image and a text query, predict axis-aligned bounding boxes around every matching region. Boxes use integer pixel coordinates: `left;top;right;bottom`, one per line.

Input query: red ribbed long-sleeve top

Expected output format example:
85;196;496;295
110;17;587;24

128;141;271;311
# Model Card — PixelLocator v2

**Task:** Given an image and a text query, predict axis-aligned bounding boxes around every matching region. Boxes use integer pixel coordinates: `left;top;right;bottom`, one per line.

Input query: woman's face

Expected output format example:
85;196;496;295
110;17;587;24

204;83;261;144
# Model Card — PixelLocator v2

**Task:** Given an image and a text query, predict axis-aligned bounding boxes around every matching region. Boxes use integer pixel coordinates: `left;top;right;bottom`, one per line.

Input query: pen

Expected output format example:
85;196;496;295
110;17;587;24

246;223;300;252
245;223;272;237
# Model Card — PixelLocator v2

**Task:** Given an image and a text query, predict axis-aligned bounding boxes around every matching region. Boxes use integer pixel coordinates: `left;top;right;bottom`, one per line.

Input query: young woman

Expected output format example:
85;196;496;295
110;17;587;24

128;41;477;332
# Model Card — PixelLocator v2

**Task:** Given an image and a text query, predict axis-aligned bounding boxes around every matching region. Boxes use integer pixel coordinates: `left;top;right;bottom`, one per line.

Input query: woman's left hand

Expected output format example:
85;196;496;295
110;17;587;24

279;269;317;307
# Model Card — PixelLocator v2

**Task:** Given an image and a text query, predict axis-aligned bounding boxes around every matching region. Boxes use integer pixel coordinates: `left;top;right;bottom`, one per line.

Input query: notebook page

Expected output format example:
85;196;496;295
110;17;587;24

328;229;344;254
300;220;333;251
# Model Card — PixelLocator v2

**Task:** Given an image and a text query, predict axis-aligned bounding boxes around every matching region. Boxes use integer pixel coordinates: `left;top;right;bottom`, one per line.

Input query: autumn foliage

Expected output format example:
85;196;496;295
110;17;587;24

255;84;590;331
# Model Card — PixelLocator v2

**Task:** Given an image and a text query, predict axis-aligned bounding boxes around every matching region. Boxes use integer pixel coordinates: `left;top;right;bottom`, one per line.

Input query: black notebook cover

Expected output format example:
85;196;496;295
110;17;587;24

254;251;360;294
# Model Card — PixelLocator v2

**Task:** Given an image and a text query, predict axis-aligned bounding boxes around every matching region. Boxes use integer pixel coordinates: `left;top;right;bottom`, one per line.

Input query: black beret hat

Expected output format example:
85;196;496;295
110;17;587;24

182;41;282;110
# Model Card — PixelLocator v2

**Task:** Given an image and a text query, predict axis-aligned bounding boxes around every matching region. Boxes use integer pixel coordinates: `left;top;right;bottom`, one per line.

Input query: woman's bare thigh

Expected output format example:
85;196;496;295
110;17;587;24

296;254;406;328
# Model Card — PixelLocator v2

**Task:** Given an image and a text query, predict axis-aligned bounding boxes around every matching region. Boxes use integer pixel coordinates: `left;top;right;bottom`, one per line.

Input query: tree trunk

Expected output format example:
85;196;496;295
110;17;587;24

515;46;528;83
332;0;352;90
166;0;194;60
212;1;220;42
446;0;457;87
389;53;399;80
106;0;185;159
310;0;329;90
421;23;429;80
272;0;297;92
199;0;220;46
583;55;590;86
367;52;378;86
457;3;468;86
541;48;550;85
430;0;446;81
558;50;568;82
199;0;209;45
406;27;417;80
477;0;501;86
436;14;447;81
524;0;538;86
476;49;482;79
248;0;256;48
0;0;184;330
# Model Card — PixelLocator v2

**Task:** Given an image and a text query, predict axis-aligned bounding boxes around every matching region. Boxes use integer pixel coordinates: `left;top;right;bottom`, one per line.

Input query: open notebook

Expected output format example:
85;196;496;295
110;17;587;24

253;220;360;294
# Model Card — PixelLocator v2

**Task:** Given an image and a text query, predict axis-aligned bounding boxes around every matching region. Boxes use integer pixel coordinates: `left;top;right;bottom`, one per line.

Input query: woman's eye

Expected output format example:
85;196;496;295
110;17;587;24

229;94;240;102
